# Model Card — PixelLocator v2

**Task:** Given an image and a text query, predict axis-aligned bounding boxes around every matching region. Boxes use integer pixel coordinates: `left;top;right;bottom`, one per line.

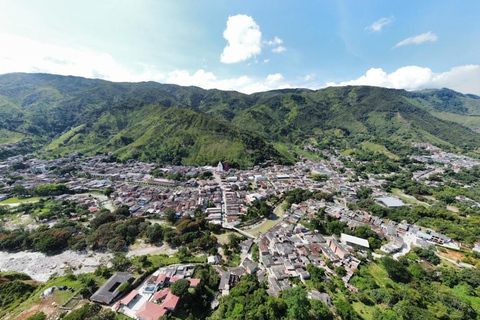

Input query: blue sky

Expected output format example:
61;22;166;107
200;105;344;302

0;0;479;93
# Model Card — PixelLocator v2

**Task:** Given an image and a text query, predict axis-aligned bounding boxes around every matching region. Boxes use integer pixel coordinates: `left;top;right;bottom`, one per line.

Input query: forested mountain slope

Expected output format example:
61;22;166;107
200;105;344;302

1;73;479;165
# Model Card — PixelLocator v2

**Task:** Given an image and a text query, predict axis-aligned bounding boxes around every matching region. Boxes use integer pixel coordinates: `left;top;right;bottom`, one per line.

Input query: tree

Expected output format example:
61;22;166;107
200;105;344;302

280;287;311;320
164;208;177;223
118;282;130;293
334;298;362;320
251;244;259;262
170;278;190;298
310;299;334;320
0;206;9;216
176;246;192;261
111;252;131;271
226;234;243;253
146;223;164;243
311;174;328;182
307;264;325;290
33;229;70;254
103;187;114;197
26;312;46;320
11;185;29;197
356;186;372;200
412;247;440;265
382;256;412;283
198;171;213;180
335;266;347;277
435;190;456;204
372;308;401;320
34;184;70;196
61;303;108;320
107;237;126;252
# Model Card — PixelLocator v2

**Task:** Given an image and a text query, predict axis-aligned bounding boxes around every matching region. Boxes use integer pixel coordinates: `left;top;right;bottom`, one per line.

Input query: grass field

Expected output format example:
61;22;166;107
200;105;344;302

273;143;323;162
4;275;86;320
0;129;24;145
216;231;243;244
44;124;85;151
0;197;44;205
432;112;480;133
352;301;376;320
245;201;287;236
391;188;430;207
341;149;355;156
360;142;398;159
140;254;206;270
367;263;392;288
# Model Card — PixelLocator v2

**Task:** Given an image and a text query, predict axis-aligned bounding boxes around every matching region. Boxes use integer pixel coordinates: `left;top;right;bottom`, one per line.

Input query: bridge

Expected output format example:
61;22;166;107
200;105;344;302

222;225;256;239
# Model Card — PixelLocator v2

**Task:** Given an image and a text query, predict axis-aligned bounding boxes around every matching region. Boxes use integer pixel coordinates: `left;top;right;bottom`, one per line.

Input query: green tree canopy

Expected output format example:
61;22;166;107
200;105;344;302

170;278;190;298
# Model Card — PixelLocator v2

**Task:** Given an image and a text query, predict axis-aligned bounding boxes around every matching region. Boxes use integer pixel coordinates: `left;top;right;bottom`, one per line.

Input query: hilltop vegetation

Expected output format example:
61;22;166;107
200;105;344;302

1;73;480;165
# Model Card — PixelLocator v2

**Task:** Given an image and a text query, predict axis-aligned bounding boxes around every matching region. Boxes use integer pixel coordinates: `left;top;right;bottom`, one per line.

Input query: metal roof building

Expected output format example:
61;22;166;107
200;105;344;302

90;272;133;305
375;197;406;208
340;233;370;249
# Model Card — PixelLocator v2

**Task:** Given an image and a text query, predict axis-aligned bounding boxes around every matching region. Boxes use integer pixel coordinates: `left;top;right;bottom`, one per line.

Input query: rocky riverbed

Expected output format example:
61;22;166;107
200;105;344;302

0;250;112;282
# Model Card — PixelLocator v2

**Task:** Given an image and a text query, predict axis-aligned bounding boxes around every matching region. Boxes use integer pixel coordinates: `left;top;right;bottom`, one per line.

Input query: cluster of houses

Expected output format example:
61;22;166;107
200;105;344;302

108;182;222;217
91;265;201;320
3;142;480;318
319;195;458;254
256;218;365;296
0;155;69;190
411;148;479;172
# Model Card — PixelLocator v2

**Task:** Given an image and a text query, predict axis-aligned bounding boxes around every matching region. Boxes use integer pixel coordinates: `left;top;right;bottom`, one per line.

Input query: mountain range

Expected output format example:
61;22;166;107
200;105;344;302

1;73;480;166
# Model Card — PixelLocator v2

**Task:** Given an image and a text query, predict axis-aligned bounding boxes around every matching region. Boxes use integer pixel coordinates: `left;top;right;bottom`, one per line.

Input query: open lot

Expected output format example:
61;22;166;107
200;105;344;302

243;201;287;237
0;197;44;206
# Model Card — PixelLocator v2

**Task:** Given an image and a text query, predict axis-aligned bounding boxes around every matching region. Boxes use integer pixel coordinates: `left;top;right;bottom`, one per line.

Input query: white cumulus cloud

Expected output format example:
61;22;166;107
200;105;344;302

0;33;164;82
267;37;283;46
266;36;286;53
302;73;316;82
272;46;286;53
220;14;262;64
326;65;480;95
366;16;395;32
394;31;438;47
166;69;291;94
0;33;295;94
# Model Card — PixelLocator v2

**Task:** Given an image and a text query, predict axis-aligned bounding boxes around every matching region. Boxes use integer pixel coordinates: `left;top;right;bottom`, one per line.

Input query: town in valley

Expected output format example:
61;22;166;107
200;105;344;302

2;141;480;320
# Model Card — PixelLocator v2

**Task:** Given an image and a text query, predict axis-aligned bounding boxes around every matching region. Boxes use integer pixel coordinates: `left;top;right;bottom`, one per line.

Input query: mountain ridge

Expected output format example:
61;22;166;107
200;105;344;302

1;72;479;165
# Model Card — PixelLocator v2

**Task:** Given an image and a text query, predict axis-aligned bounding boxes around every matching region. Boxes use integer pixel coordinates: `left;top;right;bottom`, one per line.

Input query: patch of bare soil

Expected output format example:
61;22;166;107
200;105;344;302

11;295;57;320
438;248;466;261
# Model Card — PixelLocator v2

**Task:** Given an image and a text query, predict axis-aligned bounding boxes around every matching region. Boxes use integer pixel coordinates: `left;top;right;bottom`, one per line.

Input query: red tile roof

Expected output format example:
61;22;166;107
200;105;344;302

156;273;167;283
136;301;167;320
162;292;180;310
152;288;180;311
188;278;200;287
120;289;139;306
152;288;170;302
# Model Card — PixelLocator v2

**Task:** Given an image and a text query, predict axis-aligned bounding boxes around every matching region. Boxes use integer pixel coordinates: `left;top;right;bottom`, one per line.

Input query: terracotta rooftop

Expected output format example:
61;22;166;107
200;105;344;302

136;301;167;320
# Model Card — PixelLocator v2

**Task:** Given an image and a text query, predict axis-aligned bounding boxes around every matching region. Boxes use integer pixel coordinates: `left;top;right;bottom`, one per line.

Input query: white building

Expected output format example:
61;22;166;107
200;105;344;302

340;233;370;250
375;197;406;208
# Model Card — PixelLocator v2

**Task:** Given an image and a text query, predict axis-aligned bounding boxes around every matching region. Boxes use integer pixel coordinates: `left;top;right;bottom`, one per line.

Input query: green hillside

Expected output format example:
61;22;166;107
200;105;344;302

405;88;480;133
1;73;480;165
